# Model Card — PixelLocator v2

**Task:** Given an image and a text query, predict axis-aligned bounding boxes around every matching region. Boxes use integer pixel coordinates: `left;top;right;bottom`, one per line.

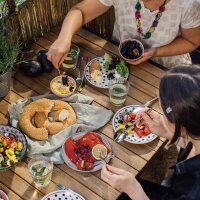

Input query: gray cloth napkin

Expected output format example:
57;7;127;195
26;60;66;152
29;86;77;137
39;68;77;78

9;93;113;164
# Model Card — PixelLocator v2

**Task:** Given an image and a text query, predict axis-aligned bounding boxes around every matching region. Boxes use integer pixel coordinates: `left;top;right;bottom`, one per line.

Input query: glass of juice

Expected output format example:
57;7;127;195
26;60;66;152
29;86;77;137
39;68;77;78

28;159;53;188
109;79;129;106
62;44;80;70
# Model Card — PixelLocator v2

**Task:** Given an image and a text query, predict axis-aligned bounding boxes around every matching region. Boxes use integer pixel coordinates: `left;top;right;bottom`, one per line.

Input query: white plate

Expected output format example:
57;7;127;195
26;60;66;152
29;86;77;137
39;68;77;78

62;132;112;173
112;105;157;144
41;189;85;200
84;57;129;88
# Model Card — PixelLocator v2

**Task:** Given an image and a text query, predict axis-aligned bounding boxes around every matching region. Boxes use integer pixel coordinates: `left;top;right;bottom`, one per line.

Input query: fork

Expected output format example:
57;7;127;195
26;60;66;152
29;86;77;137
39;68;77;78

76;56;83;85
94;152;114;167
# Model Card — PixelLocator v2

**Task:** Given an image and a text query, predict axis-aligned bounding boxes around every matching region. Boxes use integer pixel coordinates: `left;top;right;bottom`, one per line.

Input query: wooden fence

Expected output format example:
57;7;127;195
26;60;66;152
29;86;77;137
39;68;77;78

7;0;114;46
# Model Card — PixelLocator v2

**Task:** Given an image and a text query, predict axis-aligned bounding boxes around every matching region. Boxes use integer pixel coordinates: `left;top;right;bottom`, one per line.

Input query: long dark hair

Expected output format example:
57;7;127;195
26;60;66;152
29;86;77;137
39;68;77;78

159;65;200;144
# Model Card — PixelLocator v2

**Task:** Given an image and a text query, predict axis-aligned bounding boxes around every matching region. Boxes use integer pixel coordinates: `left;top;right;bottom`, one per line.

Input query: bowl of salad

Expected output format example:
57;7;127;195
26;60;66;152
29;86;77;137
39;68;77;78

0;125;27;170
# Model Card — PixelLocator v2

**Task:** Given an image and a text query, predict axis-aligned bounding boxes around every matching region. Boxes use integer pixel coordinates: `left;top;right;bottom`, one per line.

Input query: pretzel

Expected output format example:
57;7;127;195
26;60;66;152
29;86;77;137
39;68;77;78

34;100;76;135
19;98;54;140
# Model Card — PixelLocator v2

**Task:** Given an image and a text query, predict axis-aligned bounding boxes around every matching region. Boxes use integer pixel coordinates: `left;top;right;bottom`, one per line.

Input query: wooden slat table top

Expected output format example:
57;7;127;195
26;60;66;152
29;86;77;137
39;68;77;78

0;26;167;200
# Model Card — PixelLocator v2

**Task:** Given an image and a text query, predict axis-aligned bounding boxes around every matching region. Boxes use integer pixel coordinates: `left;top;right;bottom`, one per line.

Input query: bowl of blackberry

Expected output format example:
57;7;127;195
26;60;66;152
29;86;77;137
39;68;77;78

119;39;144;61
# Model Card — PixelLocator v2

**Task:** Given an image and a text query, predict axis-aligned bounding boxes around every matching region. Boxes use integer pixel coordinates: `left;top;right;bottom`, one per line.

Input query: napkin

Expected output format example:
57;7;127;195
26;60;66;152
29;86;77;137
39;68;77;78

9;93;113;164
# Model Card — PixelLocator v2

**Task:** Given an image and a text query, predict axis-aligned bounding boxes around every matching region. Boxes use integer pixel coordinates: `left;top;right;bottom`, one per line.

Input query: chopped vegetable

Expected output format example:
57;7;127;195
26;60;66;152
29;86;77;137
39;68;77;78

103;53;128;78
117;112;152;138
116;60;128;77
0;133;24;169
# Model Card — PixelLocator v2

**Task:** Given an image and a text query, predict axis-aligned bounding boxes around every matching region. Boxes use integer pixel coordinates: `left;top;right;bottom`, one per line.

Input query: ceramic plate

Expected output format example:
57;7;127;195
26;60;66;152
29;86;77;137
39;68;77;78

62;132;112;172
0;125;27;170
112;105;157;144
84;57;129;88
41;189;85;200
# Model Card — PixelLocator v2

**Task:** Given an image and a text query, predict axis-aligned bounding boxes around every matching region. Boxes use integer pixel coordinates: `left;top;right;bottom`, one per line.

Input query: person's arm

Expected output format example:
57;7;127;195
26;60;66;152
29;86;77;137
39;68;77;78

129;26;200;65
156;27;200;57
48;0;110;68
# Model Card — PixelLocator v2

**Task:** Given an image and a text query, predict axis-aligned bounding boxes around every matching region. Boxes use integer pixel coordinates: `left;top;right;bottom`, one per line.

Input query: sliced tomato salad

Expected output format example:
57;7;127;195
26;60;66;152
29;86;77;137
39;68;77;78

117;111;152;138
64;132;110;170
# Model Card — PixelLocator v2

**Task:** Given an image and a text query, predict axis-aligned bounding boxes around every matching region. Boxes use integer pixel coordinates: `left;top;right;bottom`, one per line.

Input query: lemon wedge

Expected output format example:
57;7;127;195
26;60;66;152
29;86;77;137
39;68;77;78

92;144;107;160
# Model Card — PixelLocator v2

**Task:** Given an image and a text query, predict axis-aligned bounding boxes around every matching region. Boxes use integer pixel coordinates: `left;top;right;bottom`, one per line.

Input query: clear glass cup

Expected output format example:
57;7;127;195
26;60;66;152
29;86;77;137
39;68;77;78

61;44;80;71
28;159;53;188
109;79;130;106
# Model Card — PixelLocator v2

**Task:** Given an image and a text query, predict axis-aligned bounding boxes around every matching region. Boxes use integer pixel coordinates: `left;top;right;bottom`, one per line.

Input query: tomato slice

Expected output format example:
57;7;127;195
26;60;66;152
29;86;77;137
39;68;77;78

65;139;78;163
134;126;145;138
129;113;136;120
143;125;151;136
85;162;94;170
76;160;85;170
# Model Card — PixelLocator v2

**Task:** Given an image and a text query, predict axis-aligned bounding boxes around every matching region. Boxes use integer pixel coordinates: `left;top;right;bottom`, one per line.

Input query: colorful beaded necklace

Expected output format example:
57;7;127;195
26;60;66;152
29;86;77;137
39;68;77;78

135;0;167;39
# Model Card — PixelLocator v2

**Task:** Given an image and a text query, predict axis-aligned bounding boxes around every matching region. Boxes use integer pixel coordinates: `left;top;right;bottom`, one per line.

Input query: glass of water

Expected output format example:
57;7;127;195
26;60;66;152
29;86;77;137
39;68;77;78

62;44;80;71
109;79;129;106
28;159;53;188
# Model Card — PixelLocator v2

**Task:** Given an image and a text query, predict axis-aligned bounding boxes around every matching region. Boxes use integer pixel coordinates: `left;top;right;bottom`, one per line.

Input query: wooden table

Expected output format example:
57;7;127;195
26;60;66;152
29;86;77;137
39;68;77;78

0;26;167;200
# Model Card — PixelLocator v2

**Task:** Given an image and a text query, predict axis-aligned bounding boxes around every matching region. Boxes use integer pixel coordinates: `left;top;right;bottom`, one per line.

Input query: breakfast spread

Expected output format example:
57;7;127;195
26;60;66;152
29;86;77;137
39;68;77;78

89;60;102;82
51;75;76;96
117;111;151;137
19;98;76;140
64;132;111;170
0;133;24;169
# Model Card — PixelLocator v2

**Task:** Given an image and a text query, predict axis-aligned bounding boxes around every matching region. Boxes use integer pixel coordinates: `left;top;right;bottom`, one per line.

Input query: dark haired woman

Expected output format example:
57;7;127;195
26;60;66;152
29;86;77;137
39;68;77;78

101;65;200;200
48;0;200;68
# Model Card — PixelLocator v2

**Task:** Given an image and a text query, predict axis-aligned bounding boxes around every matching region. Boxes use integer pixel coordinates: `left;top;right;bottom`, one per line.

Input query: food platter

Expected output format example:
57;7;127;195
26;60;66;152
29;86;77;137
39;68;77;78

41;189;85;200
112;105;157;144
0;125;27;170
84;55;129;89
62;132;112;172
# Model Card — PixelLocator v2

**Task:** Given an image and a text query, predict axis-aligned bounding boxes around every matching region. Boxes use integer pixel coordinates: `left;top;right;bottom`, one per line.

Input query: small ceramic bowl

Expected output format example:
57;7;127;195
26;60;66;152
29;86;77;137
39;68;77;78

0;190;9;200
50;75;76;98
119;39;144;62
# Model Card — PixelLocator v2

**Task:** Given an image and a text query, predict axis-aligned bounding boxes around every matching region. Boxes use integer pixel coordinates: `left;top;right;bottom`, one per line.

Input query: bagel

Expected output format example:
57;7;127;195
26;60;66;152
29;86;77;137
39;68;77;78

34;100;76;135
19;98;54;140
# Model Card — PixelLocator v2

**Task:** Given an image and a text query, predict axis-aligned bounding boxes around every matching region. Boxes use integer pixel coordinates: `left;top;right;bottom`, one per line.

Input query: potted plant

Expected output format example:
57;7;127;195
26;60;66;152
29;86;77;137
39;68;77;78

0;18;21;98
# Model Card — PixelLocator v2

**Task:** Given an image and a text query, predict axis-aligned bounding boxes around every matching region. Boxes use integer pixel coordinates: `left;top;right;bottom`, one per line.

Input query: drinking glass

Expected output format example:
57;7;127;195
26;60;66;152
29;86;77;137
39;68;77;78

28;159;53;188
62;44;80;71
109;79;129;106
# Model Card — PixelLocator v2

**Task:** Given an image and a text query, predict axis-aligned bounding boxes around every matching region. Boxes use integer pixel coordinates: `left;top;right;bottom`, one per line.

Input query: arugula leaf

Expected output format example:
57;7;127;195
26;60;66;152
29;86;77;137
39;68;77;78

116;60;128;77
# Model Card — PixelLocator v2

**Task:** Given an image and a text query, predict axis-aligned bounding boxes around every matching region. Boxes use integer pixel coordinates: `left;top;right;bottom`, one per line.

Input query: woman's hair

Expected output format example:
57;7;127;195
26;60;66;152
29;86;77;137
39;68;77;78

159;65;200;144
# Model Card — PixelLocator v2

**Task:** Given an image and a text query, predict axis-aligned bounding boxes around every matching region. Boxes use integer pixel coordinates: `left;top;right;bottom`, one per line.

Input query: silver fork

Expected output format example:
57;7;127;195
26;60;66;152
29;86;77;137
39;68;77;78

76;56;83;85
94;152;114;167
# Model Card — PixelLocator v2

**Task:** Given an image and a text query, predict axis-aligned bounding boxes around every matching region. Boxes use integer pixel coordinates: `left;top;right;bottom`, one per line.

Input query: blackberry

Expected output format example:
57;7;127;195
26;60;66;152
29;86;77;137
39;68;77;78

62;76;69;85
69;86;74;92
107;72;115;80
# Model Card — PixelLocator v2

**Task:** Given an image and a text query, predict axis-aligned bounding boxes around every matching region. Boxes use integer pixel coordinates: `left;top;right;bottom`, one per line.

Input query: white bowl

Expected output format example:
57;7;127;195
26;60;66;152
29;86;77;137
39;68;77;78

119;39;144;61
50;75;76;97
0;190;9;200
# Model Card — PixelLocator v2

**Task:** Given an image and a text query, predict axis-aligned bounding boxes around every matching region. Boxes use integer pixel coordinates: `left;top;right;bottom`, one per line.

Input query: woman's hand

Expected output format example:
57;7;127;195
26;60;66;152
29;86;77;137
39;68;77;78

47;38;71;69
135;108;173;139
101;164;149;200
127;48;157;65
